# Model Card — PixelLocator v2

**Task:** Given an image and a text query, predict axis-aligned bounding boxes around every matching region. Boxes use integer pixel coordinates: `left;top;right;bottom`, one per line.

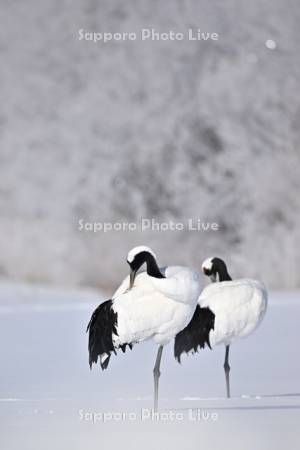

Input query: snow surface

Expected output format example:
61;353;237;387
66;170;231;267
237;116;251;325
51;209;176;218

0;284;299;449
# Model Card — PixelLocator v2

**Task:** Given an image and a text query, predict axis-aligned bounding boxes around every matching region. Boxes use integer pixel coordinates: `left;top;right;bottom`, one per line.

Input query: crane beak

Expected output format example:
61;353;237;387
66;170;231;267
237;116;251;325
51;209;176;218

210;273;217;283
129;269;137;289
203;266;217;283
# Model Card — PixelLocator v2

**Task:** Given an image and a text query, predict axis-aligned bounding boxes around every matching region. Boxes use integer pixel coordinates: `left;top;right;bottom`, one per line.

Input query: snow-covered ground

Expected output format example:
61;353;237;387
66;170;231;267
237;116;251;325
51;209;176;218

0;285;299;449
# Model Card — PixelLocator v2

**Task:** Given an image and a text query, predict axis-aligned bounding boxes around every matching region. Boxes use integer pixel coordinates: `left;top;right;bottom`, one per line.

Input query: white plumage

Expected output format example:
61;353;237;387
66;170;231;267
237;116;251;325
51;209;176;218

174;256;268;398
113;265;201;305
199;278;267;347
112;265;201;347
112;269;150;298
127;245;156;263
87;246;202;410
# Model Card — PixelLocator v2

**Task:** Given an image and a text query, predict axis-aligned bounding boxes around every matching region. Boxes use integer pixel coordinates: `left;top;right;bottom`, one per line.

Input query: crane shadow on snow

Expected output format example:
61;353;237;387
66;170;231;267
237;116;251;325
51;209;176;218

261;392;300;398
177;404;300;412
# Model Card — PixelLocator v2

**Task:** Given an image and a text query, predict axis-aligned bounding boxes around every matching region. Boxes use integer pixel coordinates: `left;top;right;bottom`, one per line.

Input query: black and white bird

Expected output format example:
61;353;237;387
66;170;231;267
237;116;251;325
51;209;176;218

174;257;268;398
87;246;202;410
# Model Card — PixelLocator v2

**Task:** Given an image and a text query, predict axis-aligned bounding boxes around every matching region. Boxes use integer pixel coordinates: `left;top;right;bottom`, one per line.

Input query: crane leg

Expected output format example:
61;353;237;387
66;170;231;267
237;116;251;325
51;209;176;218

153;345;164;412
224;345;231;398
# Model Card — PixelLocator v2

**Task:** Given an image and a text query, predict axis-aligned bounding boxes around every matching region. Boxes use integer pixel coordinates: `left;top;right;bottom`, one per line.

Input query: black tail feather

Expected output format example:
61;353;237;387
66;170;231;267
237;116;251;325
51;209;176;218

86;300;118;370
100;354;111;370
174;305;215;363
120;343;133;353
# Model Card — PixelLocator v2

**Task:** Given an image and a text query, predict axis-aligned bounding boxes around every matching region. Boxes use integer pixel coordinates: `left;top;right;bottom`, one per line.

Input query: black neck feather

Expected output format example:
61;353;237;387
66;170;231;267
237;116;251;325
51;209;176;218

212;258;232;282
217;265;232;282
146;254;165;278
218;267;232;282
